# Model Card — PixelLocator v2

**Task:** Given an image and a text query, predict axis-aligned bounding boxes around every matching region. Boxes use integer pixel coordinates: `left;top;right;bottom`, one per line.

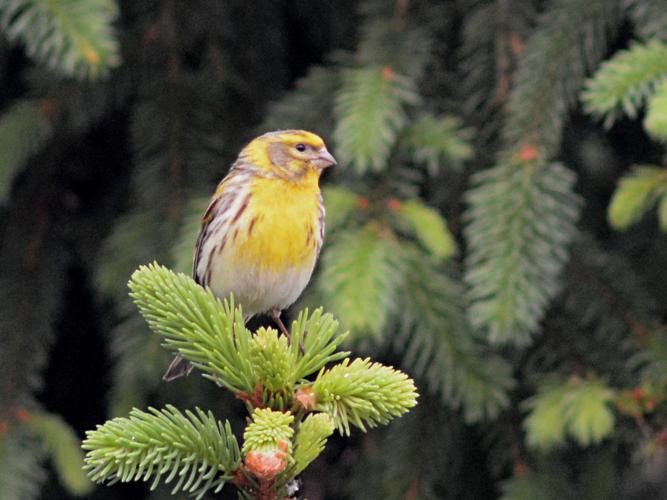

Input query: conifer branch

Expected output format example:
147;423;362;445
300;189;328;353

403;113;473;176
522;377;615;450
312;357;418;435
0;0;120;78
334;67;418;173
27;412;93;495
626;0;667;42
500;466;572;500
0;425;47;499
645;78;667;141
607;166;667;230
129;263;258;394
393;200;457;260
292;414;334;476
582;41;667;126
0;100;53;204
397;248;514;422
242;409;294;456
465;161;581;345
318;225;405;341
83;406;240;499
504;0;621;156
261;66;340;136
85;263;418;497
321;186;361;234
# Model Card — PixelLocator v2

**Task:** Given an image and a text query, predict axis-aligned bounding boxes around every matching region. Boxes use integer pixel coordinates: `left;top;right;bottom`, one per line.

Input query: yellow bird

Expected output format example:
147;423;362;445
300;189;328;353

163;130;336;380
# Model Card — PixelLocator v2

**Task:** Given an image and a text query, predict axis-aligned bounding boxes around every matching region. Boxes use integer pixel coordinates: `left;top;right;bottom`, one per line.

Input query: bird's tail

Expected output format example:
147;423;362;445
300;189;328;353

162;354;193;381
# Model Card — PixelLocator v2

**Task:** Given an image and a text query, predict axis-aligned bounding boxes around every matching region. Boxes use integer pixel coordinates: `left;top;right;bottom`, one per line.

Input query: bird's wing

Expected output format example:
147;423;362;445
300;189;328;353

192;170;253;285
192;177;234;284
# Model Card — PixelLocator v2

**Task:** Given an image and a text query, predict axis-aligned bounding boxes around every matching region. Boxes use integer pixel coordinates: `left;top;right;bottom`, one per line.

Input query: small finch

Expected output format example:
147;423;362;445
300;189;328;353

163;130;336;380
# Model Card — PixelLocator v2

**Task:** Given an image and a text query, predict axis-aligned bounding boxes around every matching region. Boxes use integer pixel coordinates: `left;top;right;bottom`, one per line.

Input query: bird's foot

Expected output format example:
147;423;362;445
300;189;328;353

270;309;291;343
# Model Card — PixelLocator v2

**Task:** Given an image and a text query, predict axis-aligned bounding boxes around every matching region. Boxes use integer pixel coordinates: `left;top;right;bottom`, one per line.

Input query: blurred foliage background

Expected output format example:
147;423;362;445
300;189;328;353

1;0;667;499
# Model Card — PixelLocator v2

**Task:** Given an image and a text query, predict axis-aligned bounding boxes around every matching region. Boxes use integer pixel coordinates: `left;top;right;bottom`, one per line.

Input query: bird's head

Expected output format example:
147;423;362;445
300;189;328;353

242;130;337;180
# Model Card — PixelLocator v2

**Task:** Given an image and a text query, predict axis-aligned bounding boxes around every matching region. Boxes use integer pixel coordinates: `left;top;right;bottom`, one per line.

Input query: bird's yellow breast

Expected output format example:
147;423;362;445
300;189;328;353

233;172;321;272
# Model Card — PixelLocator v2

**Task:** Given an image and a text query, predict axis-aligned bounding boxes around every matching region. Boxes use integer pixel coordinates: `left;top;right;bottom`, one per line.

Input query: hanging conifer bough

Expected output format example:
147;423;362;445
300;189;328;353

82;263;417;499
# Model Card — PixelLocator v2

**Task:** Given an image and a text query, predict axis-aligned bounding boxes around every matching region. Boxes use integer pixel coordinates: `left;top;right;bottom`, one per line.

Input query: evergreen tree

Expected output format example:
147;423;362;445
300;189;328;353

1;0;667;498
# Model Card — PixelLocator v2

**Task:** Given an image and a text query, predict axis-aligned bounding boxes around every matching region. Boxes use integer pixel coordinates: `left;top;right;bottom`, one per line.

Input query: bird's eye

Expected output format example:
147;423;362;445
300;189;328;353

295;143;306;152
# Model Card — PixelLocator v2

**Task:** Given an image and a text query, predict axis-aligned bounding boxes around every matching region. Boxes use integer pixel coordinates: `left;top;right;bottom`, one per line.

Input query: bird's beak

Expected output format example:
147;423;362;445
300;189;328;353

312;147;337;169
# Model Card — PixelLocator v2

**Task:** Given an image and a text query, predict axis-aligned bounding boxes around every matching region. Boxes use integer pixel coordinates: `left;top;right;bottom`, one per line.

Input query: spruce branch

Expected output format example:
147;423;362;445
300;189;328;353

242;409;294;455
458;0;536;146
403;113;473;176
582;40;667;126
626;0;667;42
312;357;418;435
660;195;667;231
0;425;47;500
260;66;340;135
504;0;621;156
292;413;334;476
0;0;120;78
393;199;457;260
645;78;667;141
288;308;350;381
528;235;659;385
334;67;418;173
522;376;615;450
464;161;581;345
242;409;294;483
27;412;93;496
82;405;240;499
87;261;417;498
321;186;362;234
129;263;258;394
500;467;573;500
318;224;404;341
0;100;53;204
246;316;348;408
396;248;514;422
607;166;667;230
356;8;432;80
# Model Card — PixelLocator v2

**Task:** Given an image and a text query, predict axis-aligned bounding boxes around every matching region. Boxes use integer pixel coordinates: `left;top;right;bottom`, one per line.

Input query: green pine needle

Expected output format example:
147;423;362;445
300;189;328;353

82;405;240;499
128;262;258;393
313;357;418;435
0;0;121;78
582;40;667;126
293;413;334;475
334;67;418;173
465;161;581;345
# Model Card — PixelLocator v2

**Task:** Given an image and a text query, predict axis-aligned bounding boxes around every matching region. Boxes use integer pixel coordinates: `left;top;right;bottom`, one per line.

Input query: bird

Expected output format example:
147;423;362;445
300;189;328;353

163;129;336;380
